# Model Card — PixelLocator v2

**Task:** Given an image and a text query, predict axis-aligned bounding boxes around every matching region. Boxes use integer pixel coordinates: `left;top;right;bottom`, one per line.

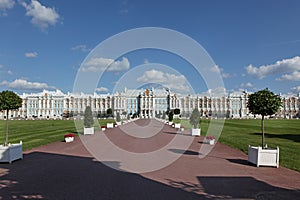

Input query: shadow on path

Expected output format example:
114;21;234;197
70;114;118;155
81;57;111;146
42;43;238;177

0;152;203;200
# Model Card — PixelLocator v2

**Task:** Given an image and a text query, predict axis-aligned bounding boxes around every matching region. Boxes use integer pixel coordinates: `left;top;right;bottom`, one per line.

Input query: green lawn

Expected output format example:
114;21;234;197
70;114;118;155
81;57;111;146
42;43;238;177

180;118;300;172
0;119;115;151
1;118;299;172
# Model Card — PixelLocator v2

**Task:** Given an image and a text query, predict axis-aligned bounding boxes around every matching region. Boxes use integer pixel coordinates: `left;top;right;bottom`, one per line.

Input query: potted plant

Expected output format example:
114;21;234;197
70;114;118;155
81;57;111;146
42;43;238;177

0;90;23;163
101;125;106;131
83;106;94;135
116;112;122;126
205;135;215;145
190;108;201;136
64;133;75;143
247;88;281;167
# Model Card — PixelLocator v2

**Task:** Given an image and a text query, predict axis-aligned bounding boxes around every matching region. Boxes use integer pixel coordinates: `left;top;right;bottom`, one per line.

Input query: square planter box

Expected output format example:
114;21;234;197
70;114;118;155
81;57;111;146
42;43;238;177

0;141;23;163
65;137;74;143
101;126;106;131
174;123;181;129
207;139;215;145
248;145;279;168
84;127;94;135
107;123;114;128
191;128;201;136
116;121;122;126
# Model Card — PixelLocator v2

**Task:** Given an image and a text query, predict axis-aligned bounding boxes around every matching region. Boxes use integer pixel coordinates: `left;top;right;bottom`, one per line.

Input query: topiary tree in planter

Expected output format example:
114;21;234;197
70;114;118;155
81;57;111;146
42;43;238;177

83;106;94;135
0;90;22;146
247;88;281;148
190;108;201;136
190;108;201;129
84;106;94;128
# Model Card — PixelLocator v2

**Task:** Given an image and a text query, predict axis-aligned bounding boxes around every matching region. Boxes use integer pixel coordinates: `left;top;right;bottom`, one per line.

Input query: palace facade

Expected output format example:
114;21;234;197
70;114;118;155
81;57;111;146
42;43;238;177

1;88;299;119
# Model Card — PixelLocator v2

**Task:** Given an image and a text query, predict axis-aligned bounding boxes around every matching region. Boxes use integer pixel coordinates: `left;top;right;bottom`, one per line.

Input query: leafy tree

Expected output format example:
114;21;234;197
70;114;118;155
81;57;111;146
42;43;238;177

106;108;113;117
168;111;174;122
0;91;22;146
247;88;281;148
190;108;201;129
174;108;180;115
84;106;94;128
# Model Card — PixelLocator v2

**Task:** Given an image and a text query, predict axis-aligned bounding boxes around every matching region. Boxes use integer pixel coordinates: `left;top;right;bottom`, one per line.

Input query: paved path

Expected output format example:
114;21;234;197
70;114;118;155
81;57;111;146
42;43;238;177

0;119;299;199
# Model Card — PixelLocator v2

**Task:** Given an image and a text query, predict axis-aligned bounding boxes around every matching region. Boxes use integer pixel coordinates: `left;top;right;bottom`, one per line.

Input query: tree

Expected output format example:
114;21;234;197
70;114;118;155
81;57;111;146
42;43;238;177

247;88;281;148
168;111;174;122
0;91;22;146
174;108;180;115
106;108;113;117
190;108;201;129
84;106;94;128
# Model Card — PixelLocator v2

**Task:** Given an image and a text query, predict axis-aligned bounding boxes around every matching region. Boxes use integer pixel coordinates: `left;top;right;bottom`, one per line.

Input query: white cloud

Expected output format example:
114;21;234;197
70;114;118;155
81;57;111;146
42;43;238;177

71;45;91;52
210;65;232;78
0;64;3;69
137;69;190;92
246;56;300;79
240;82;253;88
0;79;50;90
143;59;149;64
95;87;109;93
25;52;38;58
291;86;300;93
21;0;60;30
276;71;300;81
0;0;15;10
82;57;130;72
7;70;13;75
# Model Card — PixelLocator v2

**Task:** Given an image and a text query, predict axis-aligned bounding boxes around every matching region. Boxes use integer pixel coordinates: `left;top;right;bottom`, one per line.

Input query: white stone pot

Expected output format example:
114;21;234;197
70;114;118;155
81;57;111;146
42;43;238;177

107;123;114;128
208;139;215;145
191;128;201;136
248;145;279;168
174;123;181;129
0;141;23;163
84;127;94;135
65;137;74;143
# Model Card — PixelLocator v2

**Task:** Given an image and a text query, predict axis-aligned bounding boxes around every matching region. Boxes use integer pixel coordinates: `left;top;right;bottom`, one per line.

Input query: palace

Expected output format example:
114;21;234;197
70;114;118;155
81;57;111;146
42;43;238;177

1;88;299;120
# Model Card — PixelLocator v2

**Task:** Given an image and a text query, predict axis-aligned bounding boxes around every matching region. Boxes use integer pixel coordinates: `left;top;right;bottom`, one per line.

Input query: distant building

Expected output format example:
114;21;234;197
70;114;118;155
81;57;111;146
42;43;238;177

0;89;299;119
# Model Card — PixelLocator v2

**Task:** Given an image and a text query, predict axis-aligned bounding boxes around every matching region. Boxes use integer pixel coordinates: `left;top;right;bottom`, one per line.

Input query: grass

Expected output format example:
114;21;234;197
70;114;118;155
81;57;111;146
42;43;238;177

179;118;300;172
1;118;299;172
0;119;115;151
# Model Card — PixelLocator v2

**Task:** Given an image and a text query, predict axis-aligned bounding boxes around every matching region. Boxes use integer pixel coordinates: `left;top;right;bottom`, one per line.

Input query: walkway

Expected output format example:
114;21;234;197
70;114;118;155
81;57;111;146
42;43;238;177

0;119;299;199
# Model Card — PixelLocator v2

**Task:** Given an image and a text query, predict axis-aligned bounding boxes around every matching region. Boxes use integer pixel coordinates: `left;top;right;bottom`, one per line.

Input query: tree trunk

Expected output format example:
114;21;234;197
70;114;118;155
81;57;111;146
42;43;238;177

261;115;265;149
5;109;9;146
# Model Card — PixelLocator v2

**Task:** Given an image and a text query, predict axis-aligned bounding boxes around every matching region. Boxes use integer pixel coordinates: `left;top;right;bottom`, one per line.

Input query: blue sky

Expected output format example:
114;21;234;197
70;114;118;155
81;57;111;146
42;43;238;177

0;0;300;95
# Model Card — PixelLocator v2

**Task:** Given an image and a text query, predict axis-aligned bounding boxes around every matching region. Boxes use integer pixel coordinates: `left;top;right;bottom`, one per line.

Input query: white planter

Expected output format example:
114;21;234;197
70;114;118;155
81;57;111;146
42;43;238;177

174;123;181;129
65;137;74;143
116;121;122;126
107;123;114;128
248;145;279;168
180;127;185;132
101;127;106;131
207;139;215;145
191;128;201;136
0;141;23;163
84;127;94;135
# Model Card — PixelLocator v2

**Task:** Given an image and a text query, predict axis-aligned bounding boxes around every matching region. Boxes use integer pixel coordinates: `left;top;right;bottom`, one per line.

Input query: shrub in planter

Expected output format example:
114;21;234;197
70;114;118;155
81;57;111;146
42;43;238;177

247;88;281;167
0;91;23;163
83;106;94;135
190;108;201;136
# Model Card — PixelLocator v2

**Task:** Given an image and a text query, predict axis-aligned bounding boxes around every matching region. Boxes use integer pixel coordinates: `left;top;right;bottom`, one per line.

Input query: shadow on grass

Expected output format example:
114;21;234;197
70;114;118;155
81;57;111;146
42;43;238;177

251;132;300;143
